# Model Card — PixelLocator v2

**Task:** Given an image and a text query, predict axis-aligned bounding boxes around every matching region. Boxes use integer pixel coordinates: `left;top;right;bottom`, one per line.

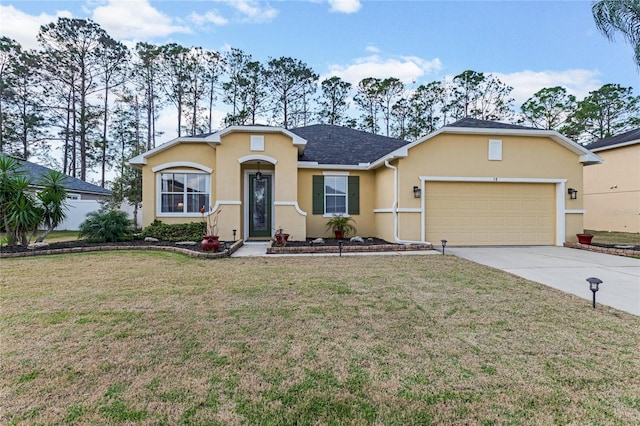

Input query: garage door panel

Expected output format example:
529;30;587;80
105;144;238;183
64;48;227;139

425;182;555;246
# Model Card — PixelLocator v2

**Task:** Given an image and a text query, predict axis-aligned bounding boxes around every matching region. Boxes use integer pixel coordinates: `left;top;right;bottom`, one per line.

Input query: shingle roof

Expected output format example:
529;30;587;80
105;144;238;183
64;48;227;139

0;152;111;195
446;117;538;130
585;128;640;151
290;124;410;165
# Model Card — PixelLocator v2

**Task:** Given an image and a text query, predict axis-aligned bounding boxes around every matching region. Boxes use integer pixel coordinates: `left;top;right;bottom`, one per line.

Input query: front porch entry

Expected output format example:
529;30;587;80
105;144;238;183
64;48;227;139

247;172;272;240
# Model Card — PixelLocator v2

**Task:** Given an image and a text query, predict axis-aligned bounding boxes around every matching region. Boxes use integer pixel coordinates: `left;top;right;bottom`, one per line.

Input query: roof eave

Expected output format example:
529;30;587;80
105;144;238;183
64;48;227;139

298;161;369;170
590;139;640;152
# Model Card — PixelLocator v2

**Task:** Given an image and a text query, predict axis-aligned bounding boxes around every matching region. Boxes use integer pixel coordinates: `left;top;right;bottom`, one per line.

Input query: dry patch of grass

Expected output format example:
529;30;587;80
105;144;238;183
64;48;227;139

586;230;640;245
1;252;639;425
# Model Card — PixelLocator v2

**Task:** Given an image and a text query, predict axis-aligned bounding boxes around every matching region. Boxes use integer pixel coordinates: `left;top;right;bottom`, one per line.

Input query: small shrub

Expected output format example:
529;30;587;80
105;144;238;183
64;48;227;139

141;220;206;242
79;208;135;243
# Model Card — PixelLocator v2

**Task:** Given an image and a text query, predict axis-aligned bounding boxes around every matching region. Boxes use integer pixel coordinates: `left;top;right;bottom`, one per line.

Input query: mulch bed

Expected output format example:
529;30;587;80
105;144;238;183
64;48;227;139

590;242;640;251
1;239;207;254
281;237;392;247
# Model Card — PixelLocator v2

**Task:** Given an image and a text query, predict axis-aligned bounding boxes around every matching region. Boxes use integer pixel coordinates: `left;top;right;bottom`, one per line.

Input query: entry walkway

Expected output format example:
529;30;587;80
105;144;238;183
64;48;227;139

448;246;640;316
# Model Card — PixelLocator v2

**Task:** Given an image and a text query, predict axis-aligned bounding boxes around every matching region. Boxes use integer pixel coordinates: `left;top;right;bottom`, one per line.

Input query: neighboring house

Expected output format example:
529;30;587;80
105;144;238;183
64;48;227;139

583;128;640;233
1;152;112;230
129;118;601;246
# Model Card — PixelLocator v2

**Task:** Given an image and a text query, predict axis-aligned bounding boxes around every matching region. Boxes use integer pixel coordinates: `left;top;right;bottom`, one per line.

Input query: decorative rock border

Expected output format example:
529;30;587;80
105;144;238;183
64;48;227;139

0;240;244;259
564;242;640;258
267;242;434;254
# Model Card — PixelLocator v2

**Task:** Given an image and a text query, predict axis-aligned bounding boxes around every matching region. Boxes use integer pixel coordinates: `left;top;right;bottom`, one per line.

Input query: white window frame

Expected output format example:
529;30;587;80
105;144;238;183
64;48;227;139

157;170;211;217
323;175;348;217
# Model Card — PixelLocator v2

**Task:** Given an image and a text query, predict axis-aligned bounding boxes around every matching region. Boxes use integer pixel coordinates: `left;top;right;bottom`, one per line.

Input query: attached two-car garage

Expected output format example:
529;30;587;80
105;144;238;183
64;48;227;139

424;181;556;246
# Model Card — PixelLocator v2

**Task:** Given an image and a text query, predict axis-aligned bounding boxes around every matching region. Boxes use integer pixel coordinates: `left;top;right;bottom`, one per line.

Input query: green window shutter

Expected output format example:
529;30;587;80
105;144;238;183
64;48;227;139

348;176;359;215
312;175;324;215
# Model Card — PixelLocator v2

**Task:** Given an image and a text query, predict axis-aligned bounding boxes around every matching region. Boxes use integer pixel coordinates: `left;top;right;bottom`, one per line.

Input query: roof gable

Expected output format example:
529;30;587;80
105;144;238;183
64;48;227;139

585;128;640;152
129;125;306;166
0;152;111;195
370;118;602;167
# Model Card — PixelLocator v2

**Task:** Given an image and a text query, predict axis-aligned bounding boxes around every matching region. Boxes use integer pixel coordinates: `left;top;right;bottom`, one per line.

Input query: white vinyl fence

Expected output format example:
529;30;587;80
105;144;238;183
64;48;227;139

54;200;142;231
55;200;101;231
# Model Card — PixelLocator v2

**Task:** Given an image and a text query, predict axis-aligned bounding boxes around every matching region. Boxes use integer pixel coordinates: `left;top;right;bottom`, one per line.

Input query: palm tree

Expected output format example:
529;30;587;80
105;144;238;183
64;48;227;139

592;0;640;70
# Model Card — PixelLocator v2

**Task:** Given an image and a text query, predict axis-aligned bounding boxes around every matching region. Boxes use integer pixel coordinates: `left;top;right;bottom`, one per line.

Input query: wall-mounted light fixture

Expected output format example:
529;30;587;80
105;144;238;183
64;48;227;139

255;161;262;182
413;185;421;198
568;188;578;200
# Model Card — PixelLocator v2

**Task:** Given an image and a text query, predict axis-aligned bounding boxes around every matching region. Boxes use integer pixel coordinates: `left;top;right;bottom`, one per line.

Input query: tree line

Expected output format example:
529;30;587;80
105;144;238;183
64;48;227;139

1;17;639;191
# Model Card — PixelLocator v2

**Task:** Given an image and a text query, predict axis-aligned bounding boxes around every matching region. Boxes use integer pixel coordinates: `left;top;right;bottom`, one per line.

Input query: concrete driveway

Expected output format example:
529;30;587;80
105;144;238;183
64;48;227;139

448;246;640;316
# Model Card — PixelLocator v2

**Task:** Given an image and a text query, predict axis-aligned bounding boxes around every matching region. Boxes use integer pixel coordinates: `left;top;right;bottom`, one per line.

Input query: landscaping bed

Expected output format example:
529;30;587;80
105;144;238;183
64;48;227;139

0;239;242;259
268;238;434;254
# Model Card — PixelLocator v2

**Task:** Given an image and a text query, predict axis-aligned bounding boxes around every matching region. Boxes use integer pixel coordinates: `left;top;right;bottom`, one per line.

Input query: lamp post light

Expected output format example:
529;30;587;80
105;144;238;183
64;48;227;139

441;239;447;255
586;277;602;308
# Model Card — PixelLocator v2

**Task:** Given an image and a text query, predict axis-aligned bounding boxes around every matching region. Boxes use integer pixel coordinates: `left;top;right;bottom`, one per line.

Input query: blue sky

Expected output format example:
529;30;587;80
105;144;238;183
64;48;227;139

1;0;638;137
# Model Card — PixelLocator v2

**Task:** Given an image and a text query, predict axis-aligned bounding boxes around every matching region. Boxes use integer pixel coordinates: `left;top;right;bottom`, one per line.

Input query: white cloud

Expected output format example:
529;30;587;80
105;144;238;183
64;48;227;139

326;54;442;86
219;0;278;23
328;0;362;14
91;0;191;39
365;44;380;54
494;69;602;106
190;10;229;26
0;5;73;49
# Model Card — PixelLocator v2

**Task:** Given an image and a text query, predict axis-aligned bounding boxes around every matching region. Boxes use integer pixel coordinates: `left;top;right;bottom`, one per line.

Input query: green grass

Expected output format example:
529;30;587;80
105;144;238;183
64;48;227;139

0;230;79;245
586;230;640;245
1;252;639;425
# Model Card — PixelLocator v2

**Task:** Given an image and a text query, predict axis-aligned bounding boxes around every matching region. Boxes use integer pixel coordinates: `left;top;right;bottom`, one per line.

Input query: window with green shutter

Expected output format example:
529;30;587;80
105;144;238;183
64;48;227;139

348;176;359;215
312;175;324;214
312;175;359;215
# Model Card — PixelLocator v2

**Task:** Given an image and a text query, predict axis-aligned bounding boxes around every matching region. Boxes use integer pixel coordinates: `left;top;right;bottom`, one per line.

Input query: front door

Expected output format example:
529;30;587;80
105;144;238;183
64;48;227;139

248;173;272;239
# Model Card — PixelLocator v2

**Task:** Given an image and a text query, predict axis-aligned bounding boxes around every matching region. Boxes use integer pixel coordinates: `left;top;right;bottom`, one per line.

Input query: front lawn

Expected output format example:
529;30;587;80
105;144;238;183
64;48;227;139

1;252;639;425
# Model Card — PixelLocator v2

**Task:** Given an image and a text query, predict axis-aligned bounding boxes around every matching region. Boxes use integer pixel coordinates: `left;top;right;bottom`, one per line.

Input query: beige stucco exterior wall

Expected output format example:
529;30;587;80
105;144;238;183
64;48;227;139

372;165;396;242
140;143;216;229
297;169;376;238
215;132;305;240
395;133;585;243
583;144;640;233
139;131;306;241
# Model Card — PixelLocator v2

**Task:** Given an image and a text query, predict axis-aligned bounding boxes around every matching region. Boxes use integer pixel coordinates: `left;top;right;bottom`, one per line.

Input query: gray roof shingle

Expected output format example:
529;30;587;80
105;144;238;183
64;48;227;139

585;128;640;150
0;152;111;195
290;124;410;165
446;117;538;130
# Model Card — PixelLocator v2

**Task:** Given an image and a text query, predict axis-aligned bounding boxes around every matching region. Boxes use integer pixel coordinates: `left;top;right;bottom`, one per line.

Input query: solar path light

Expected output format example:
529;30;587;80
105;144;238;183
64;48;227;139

586;277;602;309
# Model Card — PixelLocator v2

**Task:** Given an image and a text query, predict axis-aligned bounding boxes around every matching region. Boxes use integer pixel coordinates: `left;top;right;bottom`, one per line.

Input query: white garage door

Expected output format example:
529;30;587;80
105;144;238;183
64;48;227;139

425;182;556;246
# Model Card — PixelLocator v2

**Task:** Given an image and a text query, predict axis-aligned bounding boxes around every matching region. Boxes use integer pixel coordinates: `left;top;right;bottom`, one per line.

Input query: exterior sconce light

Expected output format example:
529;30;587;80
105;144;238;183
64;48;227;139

568;188;578;200
586;277;602;308
441;239;447;255
232;229;237;241
255;161;262;182
413;185;421;198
